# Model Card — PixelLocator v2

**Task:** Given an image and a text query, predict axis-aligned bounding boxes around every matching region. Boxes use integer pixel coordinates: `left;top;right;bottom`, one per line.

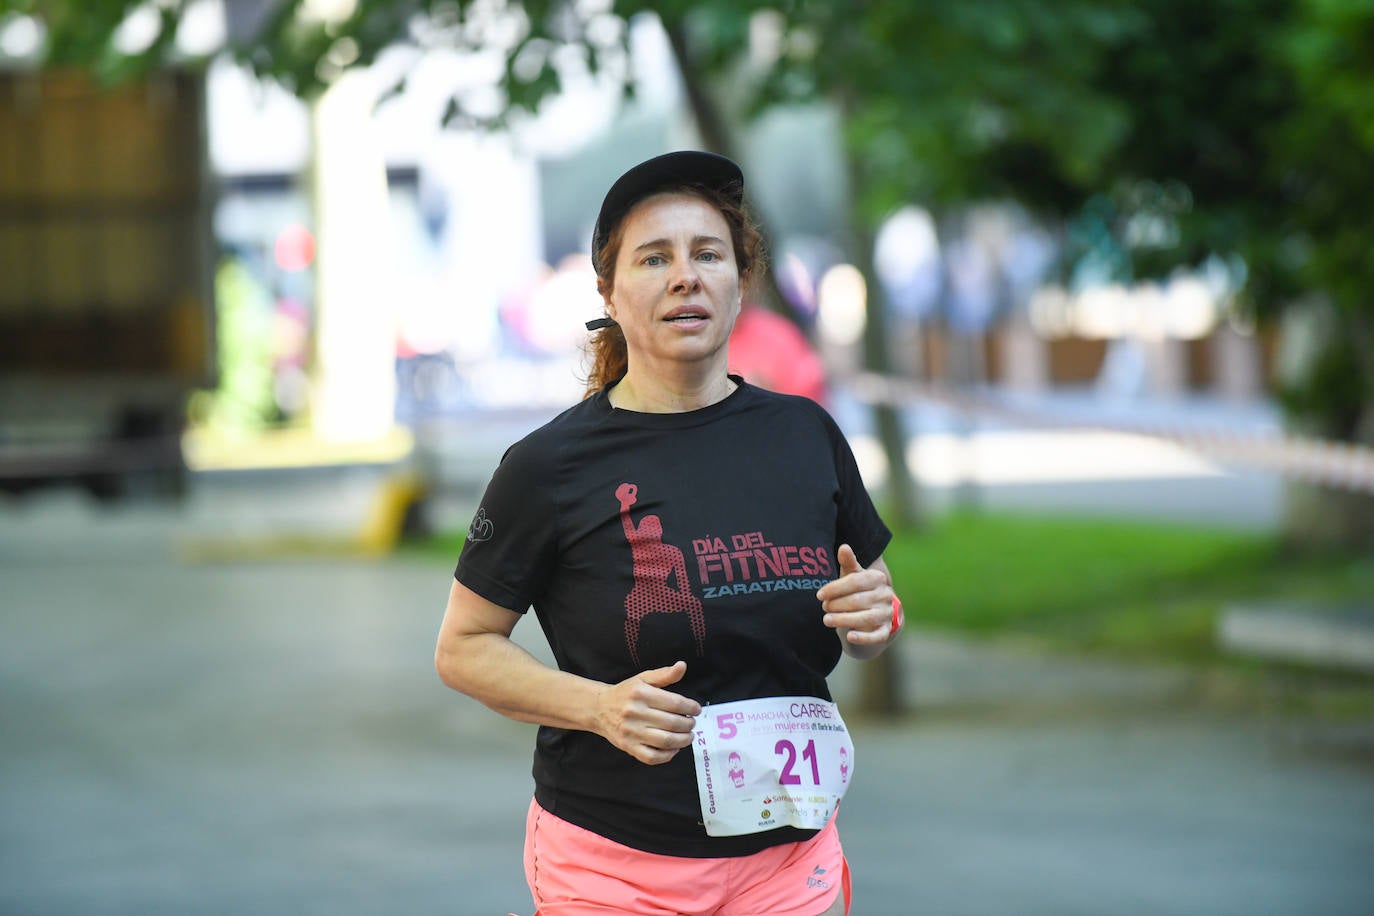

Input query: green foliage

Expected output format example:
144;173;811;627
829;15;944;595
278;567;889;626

883;512;1268;632
882;511;1373;661
814;2;1140;221
4;0;182;83
199;259;278;435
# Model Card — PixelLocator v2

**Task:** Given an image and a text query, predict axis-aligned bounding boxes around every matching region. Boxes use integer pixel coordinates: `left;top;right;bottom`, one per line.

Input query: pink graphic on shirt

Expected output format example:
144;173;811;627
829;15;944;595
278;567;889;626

616;482;706;667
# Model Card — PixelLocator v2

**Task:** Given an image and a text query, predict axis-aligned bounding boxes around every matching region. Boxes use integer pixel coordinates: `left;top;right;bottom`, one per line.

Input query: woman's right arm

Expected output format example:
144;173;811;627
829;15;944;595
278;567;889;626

434;579;702;765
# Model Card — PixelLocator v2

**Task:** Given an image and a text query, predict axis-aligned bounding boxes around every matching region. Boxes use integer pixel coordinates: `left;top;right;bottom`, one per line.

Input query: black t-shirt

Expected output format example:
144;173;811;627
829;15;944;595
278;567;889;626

454;378;891;857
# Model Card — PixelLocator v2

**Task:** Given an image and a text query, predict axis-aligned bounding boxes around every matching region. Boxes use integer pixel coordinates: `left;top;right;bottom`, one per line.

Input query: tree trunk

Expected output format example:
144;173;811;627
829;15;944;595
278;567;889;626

837;122;921;532
833;95;921;718
1275;298;1374;552
1282;483;1374;552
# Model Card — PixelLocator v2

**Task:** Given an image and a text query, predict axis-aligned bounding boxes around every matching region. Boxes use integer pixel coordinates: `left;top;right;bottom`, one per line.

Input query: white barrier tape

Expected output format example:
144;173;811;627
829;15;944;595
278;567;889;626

849;373;1374;495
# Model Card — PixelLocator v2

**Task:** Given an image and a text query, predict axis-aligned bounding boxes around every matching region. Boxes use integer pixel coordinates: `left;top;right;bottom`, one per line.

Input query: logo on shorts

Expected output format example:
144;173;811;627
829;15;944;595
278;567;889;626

807;866;831;890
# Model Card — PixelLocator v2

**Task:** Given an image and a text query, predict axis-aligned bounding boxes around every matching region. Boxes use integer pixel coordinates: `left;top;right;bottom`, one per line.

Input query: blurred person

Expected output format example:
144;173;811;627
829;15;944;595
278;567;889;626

435;151;903;916
727;302;830;404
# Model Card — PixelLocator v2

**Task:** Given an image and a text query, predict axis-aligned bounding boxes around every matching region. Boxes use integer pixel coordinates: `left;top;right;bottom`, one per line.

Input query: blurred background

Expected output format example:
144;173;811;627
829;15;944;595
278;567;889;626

1;2;1372;914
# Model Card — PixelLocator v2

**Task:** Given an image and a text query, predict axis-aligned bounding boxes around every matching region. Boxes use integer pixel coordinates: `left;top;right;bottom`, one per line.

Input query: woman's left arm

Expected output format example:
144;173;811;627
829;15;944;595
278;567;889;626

816;544;902;660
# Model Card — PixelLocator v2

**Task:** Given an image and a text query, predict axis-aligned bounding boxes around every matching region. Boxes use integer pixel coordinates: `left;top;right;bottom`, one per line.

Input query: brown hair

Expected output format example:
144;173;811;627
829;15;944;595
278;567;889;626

582;185;767;397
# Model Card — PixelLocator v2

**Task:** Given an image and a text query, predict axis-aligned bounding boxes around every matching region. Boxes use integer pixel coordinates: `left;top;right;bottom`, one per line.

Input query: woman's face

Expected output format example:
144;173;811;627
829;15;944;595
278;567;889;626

605;192;743;374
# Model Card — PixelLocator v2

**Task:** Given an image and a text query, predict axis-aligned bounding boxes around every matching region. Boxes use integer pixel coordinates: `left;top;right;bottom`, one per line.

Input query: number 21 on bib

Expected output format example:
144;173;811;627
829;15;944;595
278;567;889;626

691;696;854;837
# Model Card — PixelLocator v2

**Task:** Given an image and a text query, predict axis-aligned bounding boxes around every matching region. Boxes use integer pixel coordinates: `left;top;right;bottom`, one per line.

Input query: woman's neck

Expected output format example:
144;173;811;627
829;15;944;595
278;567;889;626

609;369;737;414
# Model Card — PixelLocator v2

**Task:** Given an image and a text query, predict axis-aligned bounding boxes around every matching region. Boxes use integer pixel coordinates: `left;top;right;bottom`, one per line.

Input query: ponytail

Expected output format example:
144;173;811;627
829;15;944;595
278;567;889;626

583;323;627;398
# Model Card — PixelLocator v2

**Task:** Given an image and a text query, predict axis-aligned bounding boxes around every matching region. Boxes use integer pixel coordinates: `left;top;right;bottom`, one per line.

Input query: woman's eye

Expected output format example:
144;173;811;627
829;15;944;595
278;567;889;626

644;254;665;266
698;251;720;262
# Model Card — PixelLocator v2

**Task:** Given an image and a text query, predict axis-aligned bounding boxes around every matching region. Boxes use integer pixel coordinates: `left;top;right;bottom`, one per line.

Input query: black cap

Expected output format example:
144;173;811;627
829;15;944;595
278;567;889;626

591;150;744;266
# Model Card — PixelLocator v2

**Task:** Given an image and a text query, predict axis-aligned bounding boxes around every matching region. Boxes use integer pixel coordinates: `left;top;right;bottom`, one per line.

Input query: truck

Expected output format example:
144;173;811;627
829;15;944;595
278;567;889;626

0;68;215;500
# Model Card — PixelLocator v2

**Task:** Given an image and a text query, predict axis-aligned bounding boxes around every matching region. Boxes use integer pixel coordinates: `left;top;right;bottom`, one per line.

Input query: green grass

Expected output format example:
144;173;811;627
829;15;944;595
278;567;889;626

402;528;469;565
885;512;1374;662
404;511;1374;665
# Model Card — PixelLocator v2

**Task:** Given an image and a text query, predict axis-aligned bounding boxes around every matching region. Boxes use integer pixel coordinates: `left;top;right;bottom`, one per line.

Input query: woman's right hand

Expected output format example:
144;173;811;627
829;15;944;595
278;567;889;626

594;660;701;765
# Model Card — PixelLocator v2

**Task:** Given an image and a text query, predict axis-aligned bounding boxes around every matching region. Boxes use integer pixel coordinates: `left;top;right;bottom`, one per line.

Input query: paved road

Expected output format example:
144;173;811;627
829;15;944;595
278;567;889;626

3;490;1372;915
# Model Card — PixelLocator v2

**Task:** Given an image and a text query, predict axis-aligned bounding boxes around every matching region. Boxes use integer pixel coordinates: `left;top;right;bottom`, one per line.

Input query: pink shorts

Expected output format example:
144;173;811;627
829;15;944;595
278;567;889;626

521;799;851;916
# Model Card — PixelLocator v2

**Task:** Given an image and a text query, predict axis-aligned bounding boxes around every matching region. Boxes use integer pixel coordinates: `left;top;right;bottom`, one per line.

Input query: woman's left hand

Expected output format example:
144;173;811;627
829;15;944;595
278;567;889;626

816;544;898;659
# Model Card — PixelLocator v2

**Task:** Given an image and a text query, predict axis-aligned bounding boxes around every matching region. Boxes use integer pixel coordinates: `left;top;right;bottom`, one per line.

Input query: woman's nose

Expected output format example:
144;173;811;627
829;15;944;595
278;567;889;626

669;260;702;293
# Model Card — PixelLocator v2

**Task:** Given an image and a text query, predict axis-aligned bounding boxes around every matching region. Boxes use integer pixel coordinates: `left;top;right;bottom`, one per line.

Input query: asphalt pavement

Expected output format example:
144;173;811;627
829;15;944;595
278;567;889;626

3;468;1373;915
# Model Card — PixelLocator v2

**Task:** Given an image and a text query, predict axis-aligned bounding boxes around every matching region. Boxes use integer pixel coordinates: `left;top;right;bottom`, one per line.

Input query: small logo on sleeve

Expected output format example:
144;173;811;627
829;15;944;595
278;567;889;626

467;507;494;542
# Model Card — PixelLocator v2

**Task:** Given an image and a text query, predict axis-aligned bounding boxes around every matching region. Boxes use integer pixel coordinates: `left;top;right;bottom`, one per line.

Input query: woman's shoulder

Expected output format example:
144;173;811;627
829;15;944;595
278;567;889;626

498;395;606;465
736;381;838;429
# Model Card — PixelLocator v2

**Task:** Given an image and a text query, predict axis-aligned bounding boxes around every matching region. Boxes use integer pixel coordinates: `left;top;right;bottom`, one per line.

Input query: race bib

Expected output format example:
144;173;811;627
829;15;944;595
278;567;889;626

691;695;854;837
